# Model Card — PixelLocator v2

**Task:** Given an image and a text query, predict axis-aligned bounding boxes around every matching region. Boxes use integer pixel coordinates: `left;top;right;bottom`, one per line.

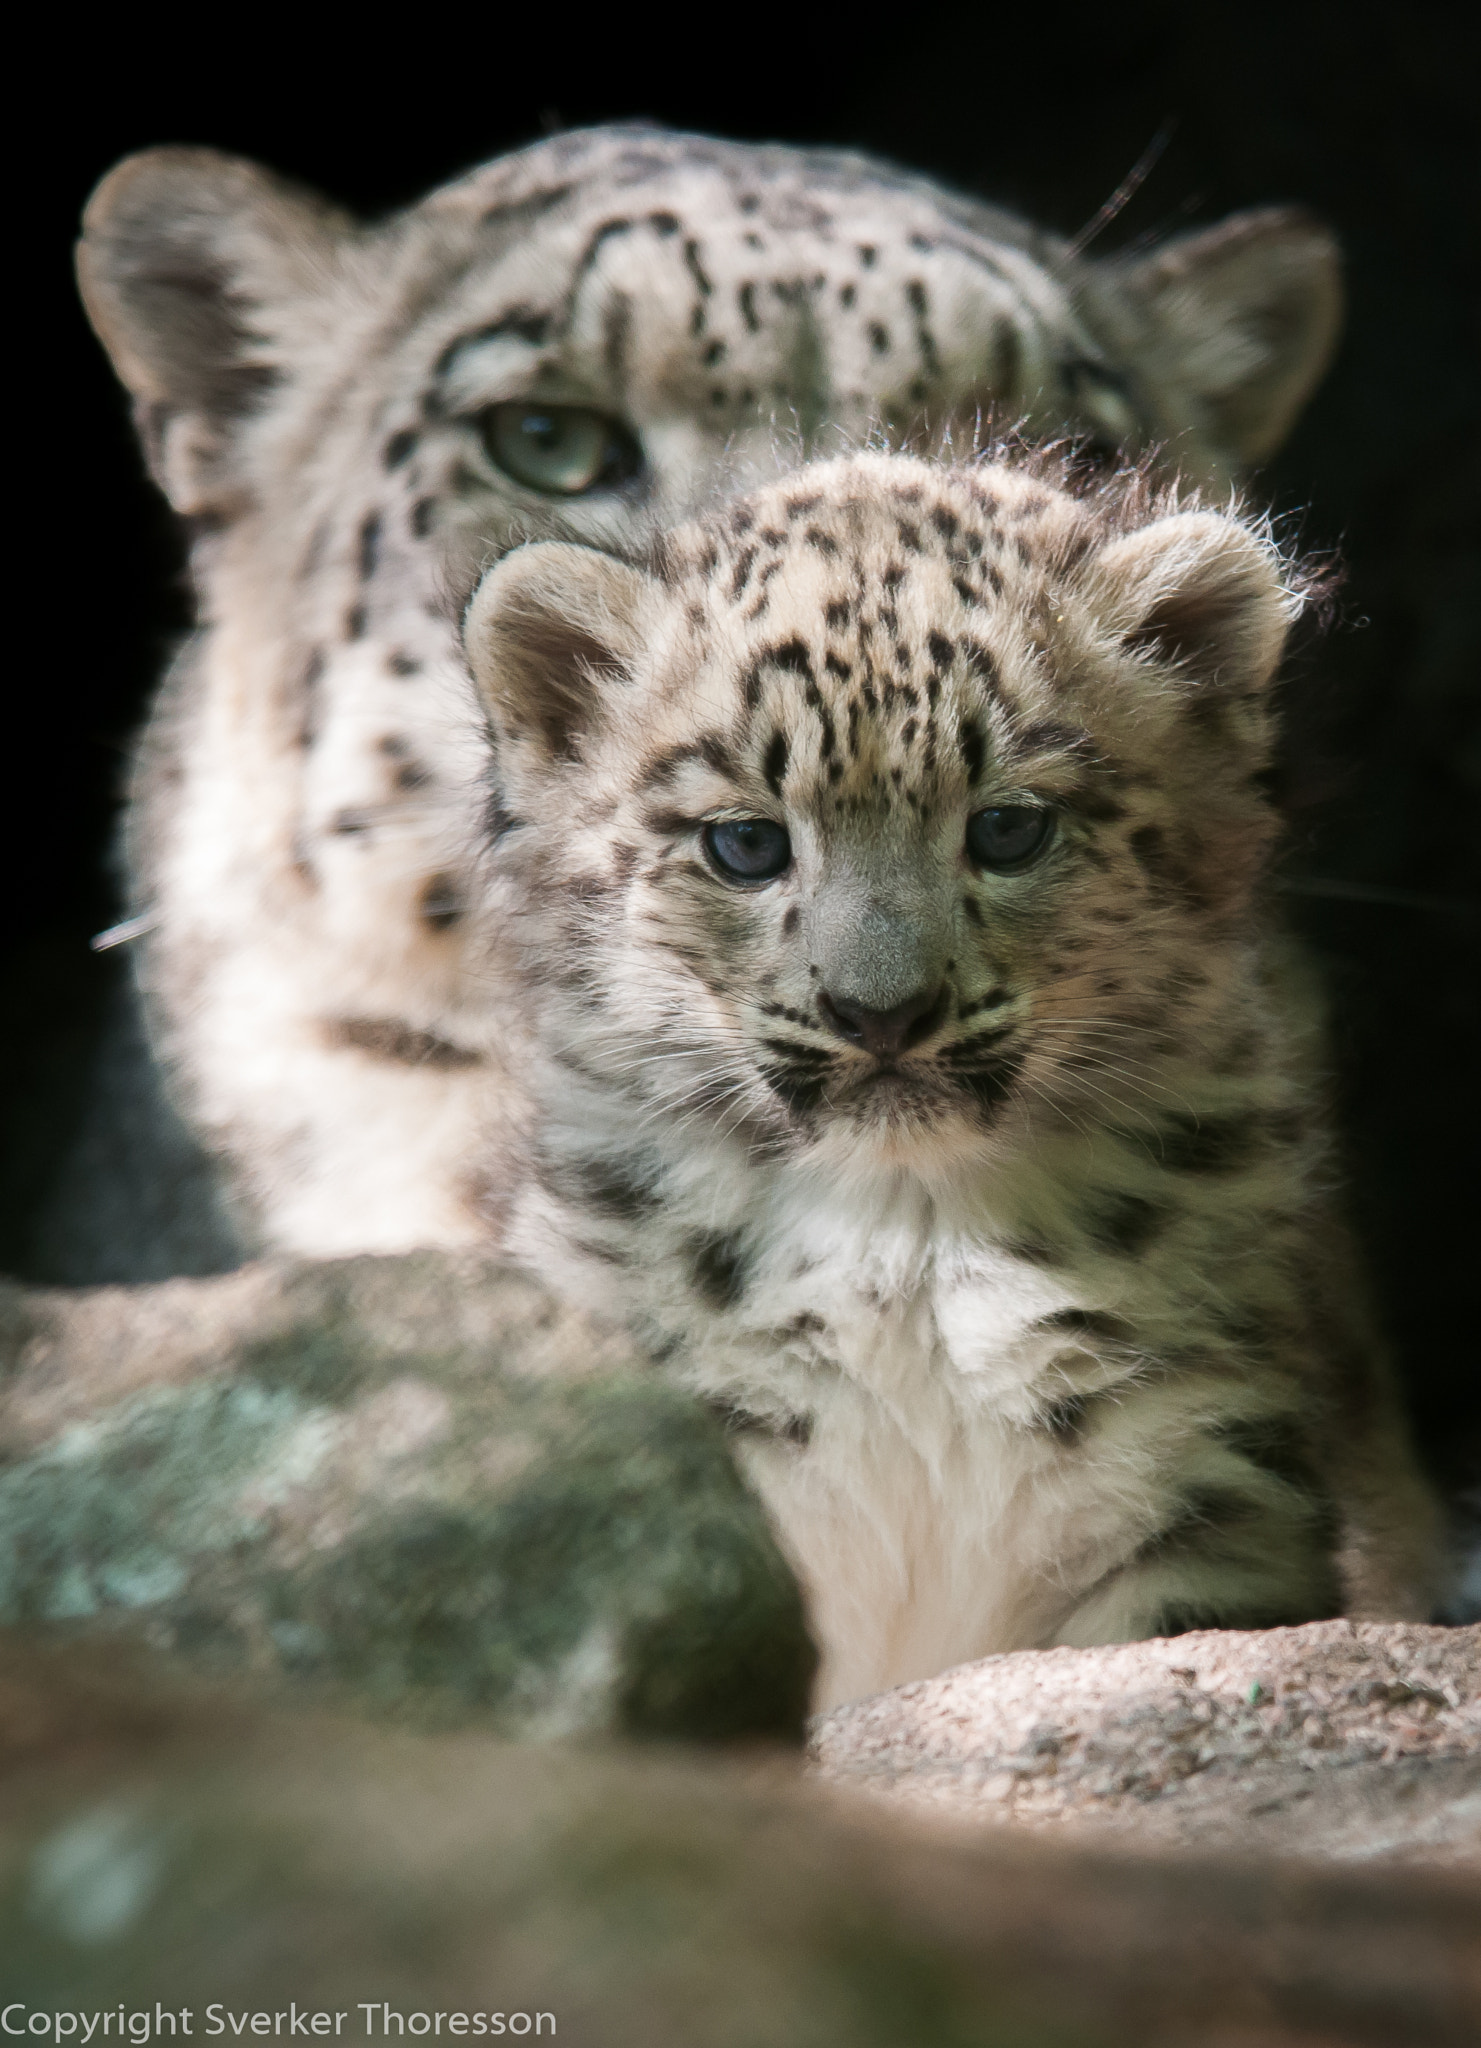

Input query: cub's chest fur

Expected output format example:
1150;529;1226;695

524;1146;1129;1429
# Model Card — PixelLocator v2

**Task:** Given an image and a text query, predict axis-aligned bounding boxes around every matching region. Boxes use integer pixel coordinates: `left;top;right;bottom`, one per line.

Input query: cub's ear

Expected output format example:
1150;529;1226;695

1107;208;1342;467
463;542;661;773
77;149;353;517
1089;511;1294;706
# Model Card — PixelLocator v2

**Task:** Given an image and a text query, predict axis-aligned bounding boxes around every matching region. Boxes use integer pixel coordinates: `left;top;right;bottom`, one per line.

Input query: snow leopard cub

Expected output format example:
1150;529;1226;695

463;449;1437;1707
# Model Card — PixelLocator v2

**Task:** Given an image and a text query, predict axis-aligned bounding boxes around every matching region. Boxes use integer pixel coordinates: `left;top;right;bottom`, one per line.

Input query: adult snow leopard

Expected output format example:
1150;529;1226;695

77;125;1341;1270
460;448;1437;1706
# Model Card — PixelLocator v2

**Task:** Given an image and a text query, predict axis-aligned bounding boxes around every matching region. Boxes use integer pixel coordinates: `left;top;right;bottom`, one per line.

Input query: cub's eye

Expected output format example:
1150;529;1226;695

477;402;643;495
965;805;1055;870
703;818;792;883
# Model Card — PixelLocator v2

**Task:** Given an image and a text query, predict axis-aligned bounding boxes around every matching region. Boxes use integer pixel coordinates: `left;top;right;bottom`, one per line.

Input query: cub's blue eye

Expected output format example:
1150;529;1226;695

478;402;643;495
703;818;792;882
966;805;1055;870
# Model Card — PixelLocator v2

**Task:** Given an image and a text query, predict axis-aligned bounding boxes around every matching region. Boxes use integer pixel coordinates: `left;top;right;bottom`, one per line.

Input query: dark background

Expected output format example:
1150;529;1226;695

10;3;1478;1513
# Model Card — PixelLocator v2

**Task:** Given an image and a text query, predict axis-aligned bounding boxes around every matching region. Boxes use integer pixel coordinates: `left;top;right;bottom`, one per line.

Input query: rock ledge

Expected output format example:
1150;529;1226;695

811;1620;1481;1865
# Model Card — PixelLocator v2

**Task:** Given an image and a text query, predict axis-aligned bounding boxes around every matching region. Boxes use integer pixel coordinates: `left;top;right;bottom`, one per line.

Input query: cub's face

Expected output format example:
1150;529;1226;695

467;455;1294;1169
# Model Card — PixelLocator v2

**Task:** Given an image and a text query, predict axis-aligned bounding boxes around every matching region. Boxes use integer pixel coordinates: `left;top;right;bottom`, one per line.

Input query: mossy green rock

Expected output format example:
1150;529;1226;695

0;1256;815;1740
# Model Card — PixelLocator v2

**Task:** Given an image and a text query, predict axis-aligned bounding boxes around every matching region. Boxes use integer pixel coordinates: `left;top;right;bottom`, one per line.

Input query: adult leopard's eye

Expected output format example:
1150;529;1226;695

703;818;792;883
966;805;1055;870
478;402;644;495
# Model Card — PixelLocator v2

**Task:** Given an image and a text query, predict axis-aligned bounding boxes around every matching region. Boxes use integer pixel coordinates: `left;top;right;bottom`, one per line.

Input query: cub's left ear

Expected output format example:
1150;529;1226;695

1089;511;1294;702
463;542;662;775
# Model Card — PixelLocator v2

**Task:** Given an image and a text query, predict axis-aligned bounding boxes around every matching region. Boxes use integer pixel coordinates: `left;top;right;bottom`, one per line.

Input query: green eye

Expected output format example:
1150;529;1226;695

478;402;643;496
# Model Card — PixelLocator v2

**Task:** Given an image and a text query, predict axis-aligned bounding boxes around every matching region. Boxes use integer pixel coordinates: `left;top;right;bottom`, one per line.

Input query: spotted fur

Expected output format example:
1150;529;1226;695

77;126;1342;1264
463;449;1438;1707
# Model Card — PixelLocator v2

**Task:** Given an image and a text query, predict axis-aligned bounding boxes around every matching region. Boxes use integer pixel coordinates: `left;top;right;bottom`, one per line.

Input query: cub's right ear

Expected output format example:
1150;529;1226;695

77;149;352;517
463;543;661;775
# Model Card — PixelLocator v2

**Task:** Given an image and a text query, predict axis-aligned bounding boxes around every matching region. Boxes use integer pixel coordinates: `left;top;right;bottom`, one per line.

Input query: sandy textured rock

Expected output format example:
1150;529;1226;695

0;1256;815;1740
812;1620;1481;1865
3;1639;1479;2048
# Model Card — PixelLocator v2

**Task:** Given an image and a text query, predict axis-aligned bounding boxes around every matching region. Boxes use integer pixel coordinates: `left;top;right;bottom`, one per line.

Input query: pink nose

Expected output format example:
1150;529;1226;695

817;986;945;1060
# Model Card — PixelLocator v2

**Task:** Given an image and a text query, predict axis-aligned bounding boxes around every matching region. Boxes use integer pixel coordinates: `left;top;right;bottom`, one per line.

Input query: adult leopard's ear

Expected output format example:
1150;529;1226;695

1096;208;1342;468
77;149;353;517
1089;511;1294;747
463;543;661;776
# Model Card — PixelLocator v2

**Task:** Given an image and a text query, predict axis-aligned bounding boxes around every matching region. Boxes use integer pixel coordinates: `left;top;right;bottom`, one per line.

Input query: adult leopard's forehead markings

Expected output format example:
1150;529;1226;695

397;161;1118;467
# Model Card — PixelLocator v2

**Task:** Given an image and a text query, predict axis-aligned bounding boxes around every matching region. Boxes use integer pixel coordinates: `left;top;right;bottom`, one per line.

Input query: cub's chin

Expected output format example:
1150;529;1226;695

810;1066;1003;1169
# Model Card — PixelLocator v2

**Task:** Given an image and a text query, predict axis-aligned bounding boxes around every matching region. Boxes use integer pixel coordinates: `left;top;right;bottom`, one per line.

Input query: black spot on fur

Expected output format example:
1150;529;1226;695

483;786;520;842
704;1398;812;1448
1081;1189;1168;1256
959;718;986;785
804;680;837;758
411;498;436;538
961;640;1001;696
1137;1486;1263;1560
762;1058;827;1115
766;639;812;678
949;1050;1023;1118
387;650;421;677
683;239;714;294
927;631;954;673
1037;1308;1135;1343
435;309;551;380
296;649;325;748
328;1018;480;1069
763;730;789;797
689;1231;749;1309
344;605;367;641
383;429;418;470
1063;780;1126;824
358;512;382;581
1148;1111;1262;1175
1129;823;1202;908
1039;1392;1091;1444
564;1153;660;1220
1212;1414;1321;1494
640;736;734;789
419;874;463;931
782;905;801;936
1017;720;1093;760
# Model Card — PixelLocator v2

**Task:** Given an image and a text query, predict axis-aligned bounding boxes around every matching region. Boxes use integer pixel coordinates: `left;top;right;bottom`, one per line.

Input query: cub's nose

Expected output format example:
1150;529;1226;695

818;985;946;1061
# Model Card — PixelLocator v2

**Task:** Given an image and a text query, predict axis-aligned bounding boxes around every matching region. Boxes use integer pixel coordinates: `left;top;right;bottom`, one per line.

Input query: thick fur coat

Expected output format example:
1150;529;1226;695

461;450;1437;1706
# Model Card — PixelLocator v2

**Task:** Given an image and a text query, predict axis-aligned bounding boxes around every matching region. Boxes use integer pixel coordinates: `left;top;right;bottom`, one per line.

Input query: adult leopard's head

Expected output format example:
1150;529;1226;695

80;123;1339;607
